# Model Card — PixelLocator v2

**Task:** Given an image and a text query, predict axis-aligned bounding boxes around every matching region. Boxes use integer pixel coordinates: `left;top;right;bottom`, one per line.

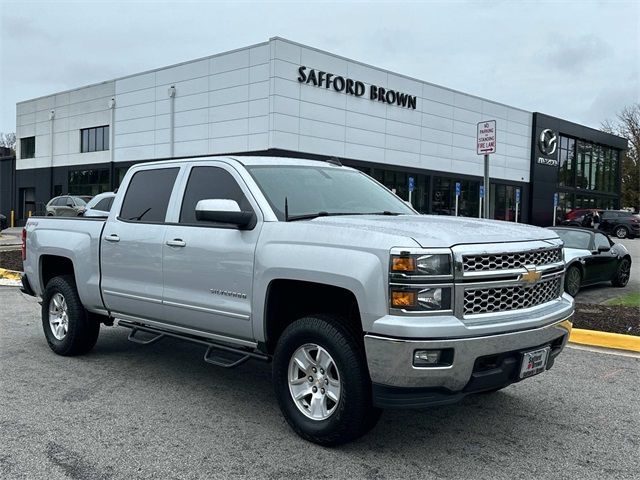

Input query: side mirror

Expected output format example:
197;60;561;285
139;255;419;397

195;199;254;229
597;246;610;253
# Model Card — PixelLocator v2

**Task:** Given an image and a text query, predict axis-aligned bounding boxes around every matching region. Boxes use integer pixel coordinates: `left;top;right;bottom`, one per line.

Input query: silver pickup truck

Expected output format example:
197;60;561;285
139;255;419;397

22;156;574;445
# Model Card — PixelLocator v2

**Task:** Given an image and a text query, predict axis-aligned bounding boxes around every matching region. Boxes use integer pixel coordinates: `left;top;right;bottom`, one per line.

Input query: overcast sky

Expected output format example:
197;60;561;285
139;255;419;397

1;0;638;133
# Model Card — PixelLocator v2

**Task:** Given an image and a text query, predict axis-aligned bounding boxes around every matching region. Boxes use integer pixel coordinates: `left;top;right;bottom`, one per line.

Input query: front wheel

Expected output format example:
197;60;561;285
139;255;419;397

615;226;629;239
273;315;381;446
42;275;100;356
612;258;631;287
564;265;582;297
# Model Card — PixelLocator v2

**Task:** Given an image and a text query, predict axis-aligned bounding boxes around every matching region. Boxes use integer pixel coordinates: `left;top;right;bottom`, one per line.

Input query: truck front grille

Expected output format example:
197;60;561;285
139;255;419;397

463;277;562;316
462;247;562;273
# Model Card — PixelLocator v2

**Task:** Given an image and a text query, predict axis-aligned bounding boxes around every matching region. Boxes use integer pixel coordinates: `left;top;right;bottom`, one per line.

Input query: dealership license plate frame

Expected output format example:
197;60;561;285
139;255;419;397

519;346;551;379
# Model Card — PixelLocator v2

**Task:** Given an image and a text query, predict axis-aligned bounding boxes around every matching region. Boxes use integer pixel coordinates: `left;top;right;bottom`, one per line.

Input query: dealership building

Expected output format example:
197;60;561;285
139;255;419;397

0;37;627;226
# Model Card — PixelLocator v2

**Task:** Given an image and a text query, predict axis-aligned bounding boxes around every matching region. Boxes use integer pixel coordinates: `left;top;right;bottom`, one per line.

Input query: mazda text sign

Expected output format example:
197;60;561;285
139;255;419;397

477;120;496;155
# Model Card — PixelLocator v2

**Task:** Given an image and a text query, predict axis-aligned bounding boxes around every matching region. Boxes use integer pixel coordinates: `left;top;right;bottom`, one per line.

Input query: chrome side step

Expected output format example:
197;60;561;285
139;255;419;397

118;320;269;368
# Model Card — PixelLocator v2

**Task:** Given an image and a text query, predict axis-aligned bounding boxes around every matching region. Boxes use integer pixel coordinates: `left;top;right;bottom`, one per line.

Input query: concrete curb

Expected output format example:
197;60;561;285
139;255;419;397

0;268;22;282
569;328;640;353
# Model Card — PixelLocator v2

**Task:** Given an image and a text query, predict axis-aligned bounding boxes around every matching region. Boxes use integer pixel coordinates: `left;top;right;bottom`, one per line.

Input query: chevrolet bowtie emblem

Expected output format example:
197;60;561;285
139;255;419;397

520;266;542;284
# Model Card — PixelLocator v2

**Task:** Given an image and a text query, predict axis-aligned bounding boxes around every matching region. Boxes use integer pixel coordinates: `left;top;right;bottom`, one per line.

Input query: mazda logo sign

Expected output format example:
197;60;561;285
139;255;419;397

539;129;558;156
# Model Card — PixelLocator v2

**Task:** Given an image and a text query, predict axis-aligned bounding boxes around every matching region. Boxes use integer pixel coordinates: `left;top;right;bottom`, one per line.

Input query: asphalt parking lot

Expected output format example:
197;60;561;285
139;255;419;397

1;288;639;479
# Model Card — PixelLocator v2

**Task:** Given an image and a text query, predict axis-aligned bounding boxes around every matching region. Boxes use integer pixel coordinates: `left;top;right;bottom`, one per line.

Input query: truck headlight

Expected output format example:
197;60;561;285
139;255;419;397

390;253;452;277
390;287;452;312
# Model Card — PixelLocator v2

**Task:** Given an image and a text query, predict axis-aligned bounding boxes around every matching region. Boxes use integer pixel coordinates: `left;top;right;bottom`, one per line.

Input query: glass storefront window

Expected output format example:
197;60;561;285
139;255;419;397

68;168;110;196
490;184;519;222
369;168;429;213
432;177;480;217
558;136;575;187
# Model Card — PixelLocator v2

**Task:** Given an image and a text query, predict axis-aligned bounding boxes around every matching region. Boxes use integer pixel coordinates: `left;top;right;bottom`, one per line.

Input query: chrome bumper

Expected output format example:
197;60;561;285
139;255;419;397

364;315;573;391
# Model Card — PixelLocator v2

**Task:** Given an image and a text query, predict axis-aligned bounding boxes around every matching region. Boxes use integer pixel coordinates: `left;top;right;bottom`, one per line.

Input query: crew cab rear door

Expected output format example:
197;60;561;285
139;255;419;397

161;162;261;341
100;166;181;322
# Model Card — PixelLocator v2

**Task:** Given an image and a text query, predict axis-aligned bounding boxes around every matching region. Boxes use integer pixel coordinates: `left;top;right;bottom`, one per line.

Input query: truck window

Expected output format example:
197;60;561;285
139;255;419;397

179;166;251;224
94;197;113;212
120;168;179;223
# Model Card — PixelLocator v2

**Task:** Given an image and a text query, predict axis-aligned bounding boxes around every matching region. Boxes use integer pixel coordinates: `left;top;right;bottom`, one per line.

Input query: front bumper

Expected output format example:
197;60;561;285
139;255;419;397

365;315;572;408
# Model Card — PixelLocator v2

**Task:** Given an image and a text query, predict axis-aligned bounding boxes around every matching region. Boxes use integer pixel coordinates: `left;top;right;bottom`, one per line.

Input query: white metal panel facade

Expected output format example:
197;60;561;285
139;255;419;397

268;38;532;182
16;82;114;170
15;37;532;182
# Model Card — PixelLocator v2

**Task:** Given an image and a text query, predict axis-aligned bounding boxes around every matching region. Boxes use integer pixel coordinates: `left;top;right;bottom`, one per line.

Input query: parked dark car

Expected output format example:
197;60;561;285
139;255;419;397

598;210;640;239
561;211;597;228
0;213;7;232
45;195;90;217
550;227;632;296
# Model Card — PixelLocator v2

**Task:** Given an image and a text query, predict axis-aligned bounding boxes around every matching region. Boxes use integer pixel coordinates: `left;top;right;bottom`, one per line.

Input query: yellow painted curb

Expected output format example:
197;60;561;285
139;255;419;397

569;328;640;353
0;268;22;281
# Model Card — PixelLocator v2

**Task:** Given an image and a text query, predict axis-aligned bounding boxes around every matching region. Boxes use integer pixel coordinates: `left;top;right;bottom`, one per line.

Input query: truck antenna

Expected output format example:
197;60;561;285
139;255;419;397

285;197;289;222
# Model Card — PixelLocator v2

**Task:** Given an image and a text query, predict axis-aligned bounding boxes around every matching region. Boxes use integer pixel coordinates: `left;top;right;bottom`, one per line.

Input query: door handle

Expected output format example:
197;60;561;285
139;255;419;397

166;239;186;247
104;234;120;243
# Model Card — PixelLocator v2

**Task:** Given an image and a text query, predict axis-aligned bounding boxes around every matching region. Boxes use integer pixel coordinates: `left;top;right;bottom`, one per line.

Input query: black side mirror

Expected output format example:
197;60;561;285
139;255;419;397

596;246;610;253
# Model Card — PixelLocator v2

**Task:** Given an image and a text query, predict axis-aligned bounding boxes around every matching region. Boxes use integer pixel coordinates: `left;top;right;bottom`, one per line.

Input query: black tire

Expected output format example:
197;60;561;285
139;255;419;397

42;275;100;356
564;265;582;297
273;315;381;446
614;225;629;239
612;257;631;287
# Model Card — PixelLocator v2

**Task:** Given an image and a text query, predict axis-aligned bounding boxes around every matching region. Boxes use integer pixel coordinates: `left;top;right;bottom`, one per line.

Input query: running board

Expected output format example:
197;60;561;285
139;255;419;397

118;320;269;368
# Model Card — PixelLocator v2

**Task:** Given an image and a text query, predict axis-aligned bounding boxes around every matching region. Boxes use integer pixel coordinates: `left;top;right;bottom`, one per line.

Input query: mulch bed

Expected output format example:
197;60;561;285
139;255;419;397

573;303;640;337
0;249;22;272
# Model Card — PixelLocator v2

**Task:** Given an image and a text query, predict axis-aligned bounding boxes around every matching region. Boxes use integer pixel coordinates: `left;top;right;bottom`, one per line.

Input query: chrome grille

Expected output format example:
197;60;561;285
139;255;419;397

463;248;562;273
463;277;562;316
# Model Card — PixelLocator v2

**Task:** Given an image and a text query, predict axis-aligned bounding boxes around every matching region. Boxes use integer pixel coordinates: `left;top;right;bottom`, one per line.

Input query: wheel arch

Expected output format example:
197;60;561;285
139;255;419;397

262;279;363;355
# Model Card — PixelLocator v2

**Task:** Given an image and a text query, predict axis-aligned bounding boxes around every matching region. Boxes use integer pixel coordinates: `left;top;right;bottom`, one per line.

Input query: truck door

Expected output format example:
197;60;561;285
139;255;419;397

100;167;181;322
161;163;261;341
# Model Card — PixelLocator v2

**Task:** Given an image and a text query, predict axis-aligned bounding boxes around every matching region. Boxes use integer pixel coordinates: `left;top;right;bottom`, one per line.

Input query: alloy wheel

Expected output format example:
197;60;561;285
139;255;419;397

615;227;628;239
618;260;631;285
288;343;341;421
48;292;69;340
566;267;581;296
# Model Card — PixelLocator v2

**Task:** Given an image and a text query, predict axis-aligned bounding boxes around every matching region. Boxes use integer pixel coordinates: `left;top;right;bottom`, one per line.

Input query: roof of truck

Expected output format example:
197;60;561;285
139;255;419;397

133;155;349;169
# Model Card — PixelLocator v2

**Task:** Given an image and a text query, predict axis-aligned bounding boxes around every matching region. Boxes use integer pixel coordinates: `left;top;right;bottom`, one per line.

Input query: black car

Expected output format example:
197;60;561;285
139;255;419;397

0;213;7;232
550;227;632;296
598;210;640;239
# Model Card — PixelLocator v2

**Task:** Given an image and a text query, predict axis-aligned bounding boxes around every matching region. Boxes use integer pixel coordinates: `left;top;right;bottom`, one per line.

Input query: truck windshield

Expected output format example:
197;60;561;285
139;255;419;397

246;165;415;221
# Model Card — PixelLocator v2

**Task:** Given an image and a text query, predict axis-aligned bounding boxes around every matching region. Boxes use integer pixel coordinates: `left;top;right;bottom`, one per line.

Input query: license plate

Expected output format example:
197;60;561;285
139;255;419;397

519;347;551;379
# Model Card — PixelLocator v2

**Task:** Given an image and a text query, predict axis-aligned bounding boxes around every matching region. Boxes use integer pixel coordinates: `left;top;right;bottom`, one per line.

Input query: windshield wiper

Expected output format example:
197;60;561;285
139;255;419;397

286;211;403;222
287;212;349;222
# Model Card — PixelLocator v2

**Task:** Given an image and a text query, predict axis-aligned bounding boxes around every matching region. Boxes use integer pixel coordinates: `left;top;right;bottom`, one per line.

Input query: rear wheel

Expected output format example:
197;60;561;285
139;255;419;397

42;275;99;356
273;315;381;446
614;226;629;239
612;258;631;287
564;265;582;297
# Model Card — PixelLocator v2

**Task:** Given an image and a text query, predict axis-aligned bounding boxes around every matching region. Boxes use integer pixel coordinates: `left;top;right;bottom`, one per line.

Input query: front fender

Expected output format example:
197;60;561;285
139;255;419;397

252;243;388;342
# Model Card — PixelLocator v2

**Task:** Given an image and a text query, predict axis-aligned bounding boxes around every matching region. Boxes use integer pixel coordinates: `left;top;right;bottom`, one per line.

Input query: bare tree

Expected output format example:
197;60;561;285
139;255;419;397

602;104;640;211
0;132;17;154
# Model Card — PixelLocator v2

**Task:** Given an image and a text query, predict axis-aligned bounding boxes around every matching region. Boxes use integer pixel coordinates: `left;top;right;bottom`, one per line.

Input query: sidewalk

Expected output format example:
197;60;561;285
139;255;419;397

0;227;22;247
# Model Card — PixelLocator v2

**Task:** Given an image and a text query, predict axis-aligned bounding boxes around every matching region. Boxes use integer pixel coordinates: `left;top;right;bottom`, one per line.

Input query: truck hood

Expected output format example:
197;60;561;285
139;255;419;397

311;215;559;248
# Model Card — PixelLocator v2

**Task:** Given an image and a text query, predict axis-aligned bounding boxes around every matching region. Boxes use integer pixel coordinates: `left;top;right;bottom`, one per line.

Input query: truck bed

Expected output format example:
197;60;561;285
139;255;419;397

23;216;108;313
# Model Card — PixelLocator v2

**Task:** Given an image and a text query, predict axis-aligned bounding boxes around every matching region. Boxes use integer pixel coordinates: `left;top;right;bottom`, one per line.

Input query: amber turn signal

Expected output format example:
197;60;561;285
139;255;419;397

391;290;416;308
391;256;415;272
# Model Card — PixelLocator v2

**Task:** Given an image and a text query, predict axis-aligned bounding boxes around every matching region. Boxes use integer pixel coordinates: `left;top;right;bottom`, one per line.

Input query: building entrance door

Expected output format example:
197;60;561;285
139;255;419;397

19;187;35;219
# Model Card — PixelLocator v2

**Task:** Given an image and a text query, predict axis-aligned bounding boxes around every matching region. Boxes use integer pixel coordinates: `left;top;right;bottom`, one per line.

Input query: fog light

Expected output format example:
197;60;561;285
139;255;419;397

413;349;441;366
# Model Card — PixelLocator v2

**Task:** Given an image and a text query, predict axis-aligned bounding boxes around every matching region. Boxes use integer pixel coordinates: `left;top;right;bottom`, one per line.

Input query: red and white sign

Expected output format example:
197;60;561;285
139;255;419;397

477;120;496;155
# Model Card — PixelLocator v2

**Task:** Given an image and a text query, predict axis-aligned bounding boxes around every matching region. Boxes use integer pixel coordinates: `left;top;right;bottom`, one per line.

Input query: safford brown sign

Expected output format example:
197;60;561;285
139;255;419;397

297;66;417;110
